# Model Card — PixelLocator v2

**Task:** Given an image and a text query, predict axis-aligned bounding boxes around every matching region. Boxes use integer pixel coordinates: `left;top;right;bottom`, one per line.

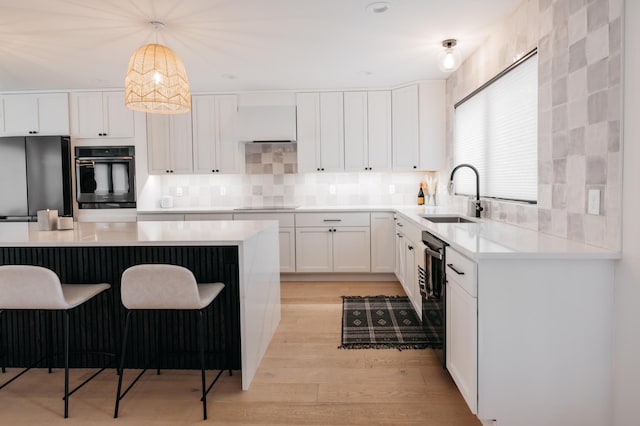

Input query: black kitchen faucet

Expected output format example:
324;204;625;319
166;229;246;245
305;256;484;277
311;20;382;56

448;163;483;218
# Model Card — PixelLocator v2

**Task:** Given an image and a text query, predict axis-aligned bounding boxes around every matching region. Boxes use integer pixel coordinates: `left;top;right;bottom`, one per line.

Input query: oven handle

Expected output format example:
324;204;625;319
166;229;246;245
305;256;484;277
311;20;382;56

75;159;95;167
424;246;443;260
75;156;134;161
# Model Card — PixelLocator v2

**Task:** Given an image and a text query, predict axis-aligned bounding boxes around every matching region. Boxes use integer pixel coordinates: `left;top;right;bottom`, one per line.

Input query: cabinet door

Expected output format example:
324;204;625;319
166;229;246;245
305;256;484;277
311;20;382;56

295;227;333;273
71;92;104;138
395;230;406;285
446;280;478;414
371;212;395;273
392;85;420;170
169;113;193;173
279;227;296;273
418;81;445;171
367;91;392;171
343;91;368;172
192;95;217;173
216;95;243;174
1;95;36;135
404;238;416;301
296;93;320;172
103;91;135;138
332;227;370;273
37;93;70;135
146;114;172;174
319;92;344;172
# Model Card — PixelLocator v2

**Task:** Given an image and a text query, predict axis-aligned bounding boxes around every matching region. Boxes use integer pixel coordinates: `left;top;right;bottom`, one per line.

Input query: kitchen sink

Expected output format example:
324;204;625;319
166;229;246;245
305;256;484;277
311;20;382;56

421;215;477;223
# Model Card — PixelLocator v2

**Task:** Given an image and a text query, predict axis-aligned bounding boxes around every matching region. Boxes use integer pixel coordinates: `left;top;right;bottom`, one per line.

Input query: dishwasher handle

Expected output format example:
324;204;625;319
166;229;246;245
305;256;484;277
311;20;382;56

425;246;443;260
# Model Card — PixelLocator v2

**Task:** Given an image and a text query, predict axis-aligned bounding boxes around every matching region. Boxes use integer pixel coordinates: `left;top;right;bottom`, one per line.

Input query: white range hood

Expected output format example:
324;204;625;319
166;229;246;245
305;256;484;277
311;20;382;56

236;93;297;143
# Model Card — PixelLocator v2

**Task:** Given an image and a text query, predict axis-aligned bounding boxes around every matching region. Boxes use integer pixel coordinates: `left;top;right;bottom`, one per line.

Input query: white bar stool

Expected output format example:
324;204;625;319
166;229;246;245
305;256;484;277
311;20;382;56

0;265;111;418
114;264;227;420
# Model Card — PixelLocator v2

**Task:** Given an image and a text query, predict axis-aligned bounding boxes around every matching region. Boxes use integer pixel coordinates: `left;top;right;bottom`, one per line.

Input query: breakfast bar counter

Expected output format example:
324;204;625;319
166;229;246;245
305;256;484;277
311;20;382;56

0;220;281;390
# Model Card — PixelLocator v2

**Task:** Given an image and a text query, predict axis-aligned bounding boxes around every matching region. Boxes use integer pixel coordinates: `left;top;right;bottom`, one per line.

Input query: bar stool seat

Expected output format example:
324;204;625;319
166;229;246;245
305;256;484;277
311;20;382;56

0;265;112;418
115;264;228;420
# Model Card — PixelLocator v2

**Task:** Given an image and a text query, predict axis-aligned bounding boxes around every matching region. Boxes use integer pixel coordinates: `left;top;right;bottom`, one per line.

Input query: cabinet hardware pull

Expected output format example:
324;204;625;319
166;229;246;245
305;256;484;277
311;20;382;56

408;246;414;250
323;219;342;222
447;263;465;275
397;223;403;227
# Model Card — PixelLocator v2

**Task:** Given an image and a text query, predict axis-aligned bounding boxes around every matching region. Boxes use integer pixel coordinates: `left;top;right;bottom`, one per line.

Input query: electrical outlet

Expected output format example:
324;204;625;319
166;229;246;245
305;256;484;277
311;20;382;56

388;184;396;194
220;186;226;196
329;184;336;195
176;187;183;197
588;189;600;215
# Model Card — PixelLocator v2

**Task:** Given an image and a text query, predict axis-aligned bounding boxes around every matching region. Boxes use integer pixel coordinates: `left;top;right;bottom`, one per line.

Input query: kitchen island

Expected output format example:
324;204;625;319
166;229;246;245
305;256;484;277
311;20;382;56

0;220;281;390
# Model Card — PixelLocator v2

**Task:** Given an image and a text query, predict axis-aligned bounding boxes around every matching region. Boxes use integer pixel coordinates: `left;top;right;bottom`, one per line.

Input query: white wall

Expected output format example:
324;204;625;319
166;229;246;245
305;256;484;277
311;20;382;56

613;1;640;424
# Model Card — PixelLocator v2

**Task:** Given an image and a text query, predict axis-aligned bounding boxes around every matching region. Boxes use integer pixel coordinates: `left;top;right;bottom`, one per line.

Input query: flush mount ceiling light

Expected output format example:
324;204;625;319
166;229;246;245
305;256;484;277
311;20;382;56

438;39;462;73
124;21;191;114
366;2;390;14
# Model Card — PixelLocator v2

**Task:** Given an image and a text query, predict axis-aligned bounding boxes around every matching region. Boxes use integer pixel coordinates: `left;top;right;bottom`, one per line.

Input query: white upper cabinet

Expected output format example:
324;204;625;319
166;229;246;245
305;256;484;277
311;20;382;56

391;82;445;171
0;93;69;136
418;81;446;171
147;113;193;174
343;91;368;171
295;92;320;173
344;91;391;172
392;85;420;170
192;94;244;174
70;91;135;139
296;92;344;173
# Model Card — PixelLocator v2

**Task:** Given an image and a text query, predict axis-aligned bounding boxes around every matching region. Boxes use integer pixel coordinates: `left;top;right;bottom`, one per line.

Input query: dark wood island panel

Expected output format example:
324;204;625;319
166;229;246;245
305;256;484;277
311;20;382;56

0;246;241;370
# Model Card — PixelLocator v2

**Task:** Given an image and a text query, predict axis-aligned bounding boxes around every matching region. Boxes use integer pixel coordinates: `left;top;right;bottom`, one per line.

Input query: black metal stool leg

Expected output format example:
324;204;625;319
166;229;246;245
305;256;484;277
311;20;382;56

198;310;207;420
226;299;232;377
155;310;161;375
114;310;132;419
47;311;53;374
0;310;5;374
63;311;70;419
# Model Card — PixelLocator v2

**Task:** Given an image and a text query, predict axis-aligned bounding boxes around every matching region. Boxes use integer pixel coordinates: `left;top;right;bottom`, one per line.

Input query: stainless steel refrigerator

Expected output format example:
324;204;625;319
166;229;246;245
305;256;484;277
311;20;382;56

0;136;72;221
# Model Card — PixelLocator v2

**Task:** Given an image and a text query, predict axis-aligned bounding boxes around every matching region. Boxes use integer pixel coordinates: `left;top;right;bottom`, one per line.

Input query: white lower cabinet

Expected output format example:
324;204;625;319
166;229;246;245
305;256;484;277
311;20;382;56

278;227;296;273
295;212;370;273
370;212;395;273
394;214;423;317
295;227;334;273
332;227;371;273
445;246;478;415
233;212;296;273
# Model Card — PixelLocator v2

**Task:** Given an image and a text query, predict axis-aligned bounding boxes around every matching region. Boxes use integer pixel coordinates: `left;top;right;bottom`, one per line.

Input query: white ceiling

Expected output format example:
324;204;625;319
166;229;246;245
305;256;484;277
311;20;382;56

0;0;523;93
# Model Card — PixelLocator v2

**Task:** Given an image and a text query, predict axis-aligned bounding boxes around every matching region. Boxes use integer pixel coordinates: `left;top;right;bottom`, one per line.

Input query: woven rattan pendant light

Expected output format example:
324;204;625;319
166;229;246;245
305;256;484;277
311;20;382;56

125;21;191;114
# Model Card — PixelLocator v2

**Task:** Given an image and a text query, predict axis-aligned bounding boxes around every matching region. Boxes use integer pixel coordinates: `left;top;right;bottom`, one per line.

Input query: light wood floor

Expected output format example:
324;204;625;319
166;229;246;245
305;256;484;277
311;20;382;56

0;281;480;425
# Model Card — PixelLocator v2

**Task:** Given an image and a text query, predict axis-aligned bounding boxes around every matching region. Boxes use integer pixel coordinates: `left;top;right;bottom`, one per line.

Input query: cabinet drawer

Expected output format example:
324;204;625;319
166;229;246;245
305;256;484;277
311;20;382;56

445;247;477;297
394;214;421;243
233;212;295;227
295;212;369;227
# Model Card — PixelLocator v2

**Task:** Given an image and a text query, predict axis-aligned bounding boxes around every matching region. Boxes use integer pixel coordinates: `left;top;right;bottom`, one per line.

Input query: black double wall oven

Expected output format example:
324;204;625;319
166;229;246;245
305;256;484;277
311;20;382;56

75;146;136;209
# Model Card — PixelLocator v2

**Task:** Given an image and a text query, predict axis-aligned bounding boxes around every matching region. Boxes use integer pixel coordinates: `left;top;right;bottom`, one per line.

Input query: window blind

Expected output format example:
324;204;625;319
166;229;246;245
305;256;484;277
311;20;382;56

453;53;538;202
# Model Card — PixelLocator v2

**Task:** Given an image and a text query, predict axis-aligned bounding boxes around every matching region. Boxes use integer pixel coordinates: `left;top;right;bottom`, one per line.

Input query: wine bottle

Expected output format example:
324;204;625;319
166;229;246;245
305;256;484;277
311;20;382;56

418;183;425;205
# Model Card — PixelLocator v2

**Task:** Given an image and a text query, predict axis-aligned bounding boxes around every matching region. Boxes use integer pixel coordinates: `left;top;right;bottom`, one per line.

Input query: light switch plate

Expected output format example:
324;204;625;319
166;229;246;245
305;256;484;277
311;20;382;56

176;187;183;197
588;189;600;215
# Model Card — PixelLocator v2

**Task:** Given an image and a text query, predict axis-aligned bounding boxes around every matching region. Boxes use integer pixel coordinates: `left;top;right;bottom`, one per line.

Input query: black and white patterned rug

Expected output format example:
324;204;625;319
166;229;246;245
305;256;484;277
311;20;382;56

339;295;432;350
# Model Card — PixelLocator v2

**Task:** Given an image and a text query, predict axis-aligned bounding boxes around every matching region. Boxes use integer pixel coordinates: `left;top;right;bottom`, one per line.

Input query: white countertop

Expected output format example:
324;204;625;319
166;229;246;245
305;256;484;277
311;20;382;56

394;206;620;260
0;221;278;247
108;204;621;260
